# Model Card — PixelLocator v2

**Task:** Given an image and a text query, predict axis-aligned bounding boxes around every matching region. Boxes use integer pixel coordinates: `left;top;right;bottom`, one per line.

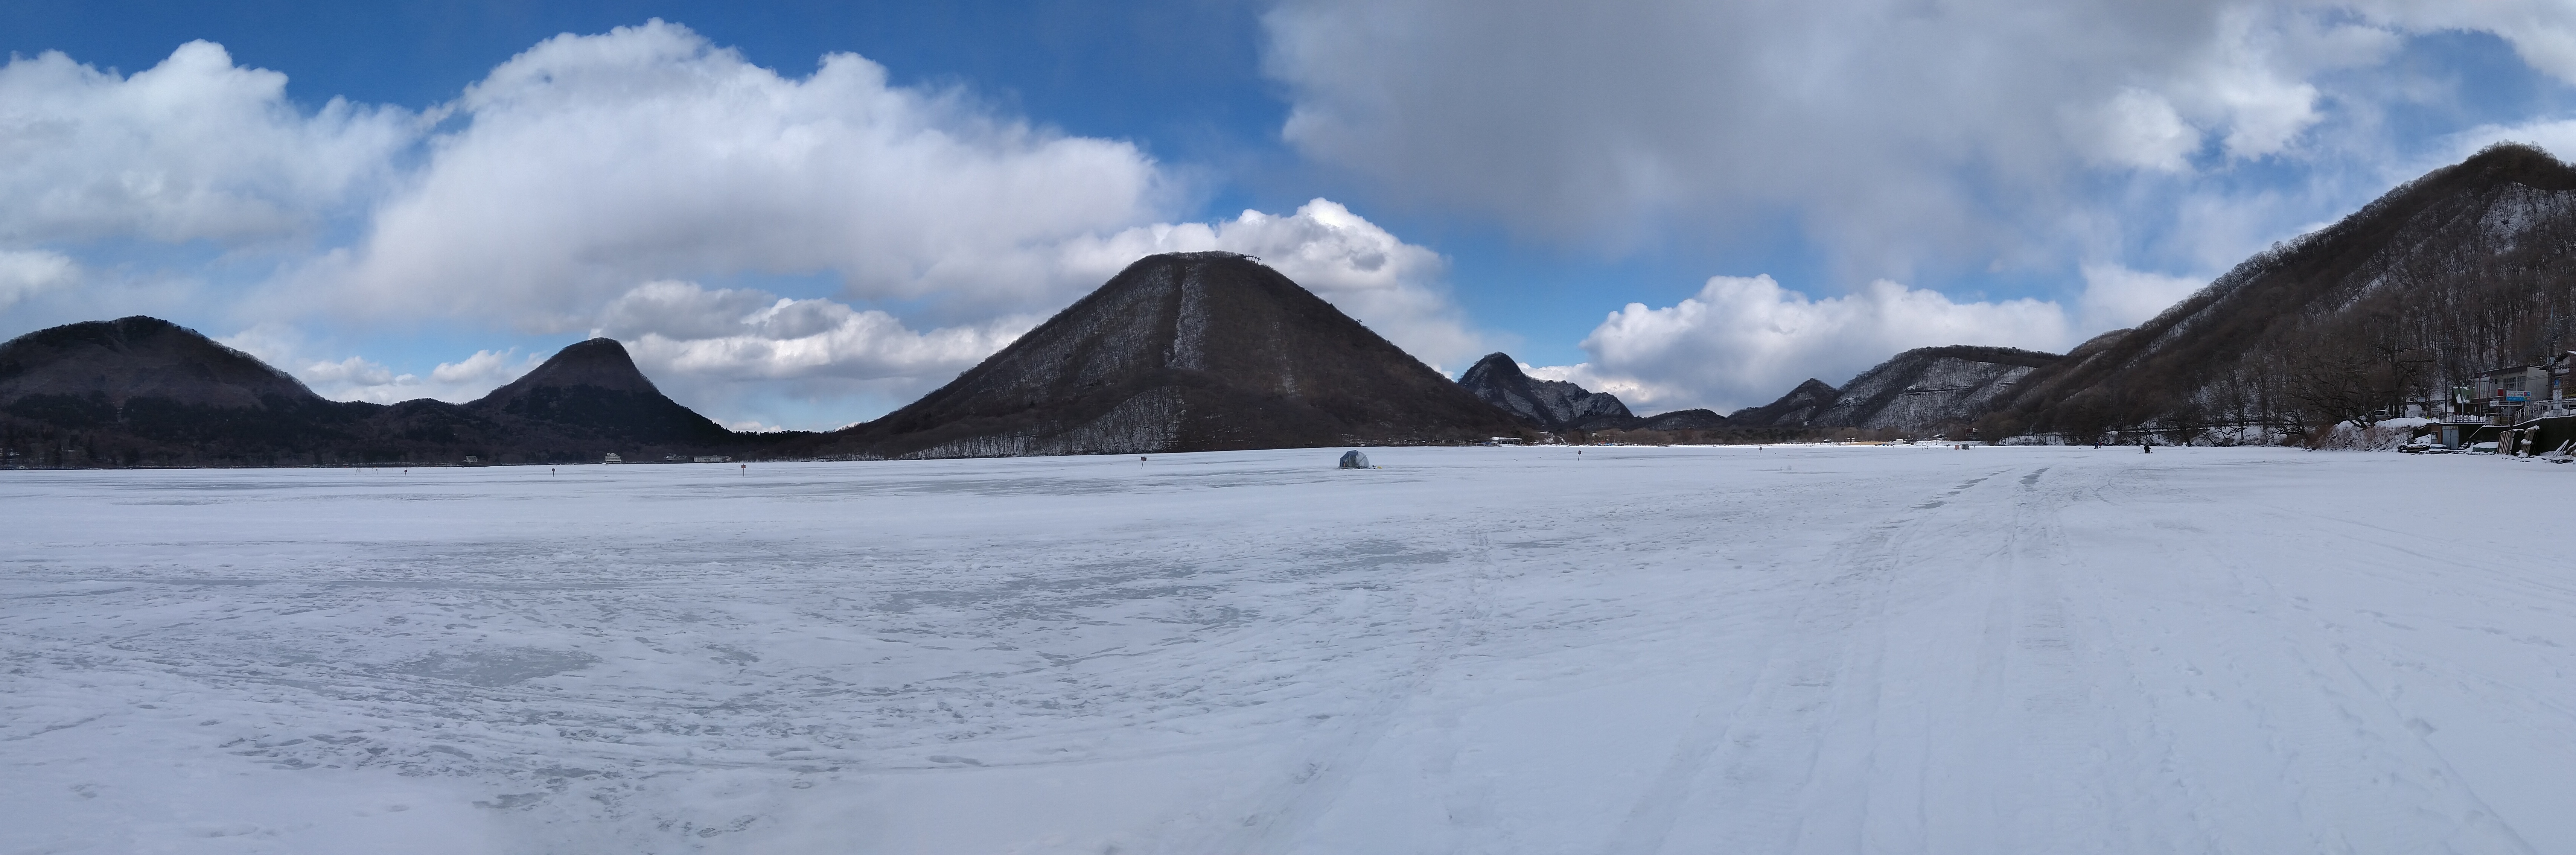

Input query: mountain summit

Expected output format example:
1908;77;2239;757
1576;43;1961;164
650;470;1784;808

466;338;729;446
1456;353;1633;431
833;252;1527;458
1729;379;1841;427
0;316;323;409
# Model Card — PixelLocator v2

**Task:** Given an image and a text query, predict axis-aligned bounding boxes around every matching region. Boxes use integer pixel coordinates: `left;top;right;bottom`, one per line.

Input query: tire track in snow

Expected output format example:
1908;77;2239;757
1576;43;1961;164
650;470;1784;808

1994;463;2141;854
1192;522;1505;853
1603;469;2014;854
2207;543;2541;852
2055;456;2539;853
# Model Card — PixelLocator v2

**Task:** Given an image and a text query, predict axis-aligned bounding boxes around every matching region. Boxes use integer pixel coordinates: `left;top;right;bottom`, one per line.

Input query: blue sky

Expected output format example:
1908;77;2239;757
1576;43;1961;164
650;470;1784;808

5;1;2576;428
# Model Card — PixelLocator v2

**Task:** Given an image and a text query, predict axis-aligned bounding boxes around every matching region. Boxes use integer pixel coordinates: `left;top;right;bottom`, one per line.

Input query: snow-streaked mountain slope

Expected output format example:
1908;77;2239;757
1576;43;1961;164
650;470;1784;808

1807;345;2058;430
1456;352;1635;430
4;448;2570;853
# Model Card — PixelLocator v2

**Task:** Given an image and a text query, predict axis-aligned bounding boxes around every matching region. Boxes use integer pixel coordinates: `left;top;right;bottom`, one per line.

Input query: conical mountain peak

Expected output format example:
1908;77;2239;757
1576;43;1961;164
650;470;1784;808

478;338;660;399
467;338;726;445
1728;378;1840;428
836;252;1526;457
1459;353;1527;384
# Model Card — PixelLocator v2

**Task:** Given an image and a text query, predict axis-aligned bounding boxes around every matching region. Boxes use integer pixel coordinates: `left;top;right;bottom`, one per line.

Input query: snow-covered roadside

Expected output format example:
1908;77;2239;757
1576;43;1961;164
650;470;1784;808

3;446;2570;853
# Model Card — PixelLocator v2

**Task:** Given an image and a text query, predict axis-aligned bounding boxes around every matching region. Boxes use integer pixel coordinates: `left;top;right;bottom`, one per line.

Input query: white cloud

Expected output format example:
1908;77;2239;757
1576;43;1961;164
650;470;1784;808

597;280;1033;386
1540;274;2077;413
582;280;1036;428
2077;89;2200;173
2078;263;2208;330
309;20;1169;328
2347;0;2576;85
292;349;540;404
426;349;540;389
1259;0;2574;278
0;41;413;245
2434;120;2576;166
219;324;539;404
0;250;79;310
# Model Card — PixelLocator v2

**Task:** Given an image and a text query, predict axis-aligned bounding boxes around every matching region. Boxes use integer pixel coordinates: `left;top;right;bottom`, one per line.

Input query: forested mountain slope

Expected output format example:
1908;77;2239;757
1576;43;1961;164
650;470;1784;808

1985;143;2576;440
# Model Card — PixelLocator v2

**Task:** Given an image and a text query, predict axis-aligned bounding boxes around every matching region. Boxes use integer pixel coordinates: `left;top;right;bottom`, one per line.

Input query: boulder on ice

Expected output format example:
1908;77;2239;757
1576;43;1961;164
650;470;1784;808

1338;450;1371;469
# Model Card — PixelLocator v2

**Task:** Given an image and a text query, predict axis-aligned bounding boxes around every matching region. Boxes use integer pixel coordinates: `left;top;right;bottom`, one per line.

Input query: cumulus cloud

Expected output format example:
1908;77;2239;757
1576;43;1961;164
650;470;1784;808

2078;263;2208;330
1539;274;2080;414
1261;0;2572;278
0;41;412;245
221;324;541;404
290;350;542;404
598;280;1032;385
308;20;1169;327
0;250;79;310
2433;121;2576;167
2347;0;2576;85
587;280;1037;426
2076;89;2201;173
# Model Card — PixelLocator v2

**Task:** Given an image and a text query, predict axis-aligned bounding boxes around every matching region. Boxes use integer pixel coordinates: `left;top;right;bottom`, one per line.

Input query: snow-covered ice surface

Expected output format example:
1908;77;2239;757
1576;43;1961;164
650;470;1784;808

5;446;2573;853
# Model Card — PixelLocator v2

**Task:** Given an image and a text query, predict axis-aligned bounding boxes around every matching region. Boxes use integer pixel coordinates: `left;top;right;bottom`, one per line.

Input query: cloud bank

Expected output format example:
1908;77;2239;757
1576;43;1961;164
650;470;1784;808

1262;1;2576;280
1544;275;2069;414
311;21;1172;328
220;324;544;405
1542;259;2247;415
0;41;412;245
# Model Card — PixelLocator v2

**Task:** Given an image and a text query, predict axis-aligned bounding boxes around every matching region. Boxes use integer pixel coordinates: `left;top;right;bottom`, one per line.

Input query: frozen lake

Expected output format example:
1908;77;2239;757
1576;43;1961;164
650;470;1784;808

4;445;2571;853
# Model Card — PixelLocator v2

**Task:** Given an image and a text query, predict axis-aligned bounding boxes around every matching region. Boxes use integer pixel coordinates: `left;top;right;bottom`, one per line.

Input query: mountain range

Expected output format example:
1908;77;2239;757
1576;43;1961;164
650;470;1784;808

1530;143;2576;443
1;253;1531;467
1452;353;1729;433
1728;346;2060;434
8;143;2574;464
0;316;766;467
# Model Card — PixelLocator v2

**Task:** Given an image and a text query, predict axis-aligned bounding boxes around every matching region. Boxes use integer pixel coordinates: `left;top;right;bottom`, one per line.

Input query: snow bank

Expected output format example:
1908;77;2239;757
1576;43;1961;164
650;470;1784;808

2312;420;2417;451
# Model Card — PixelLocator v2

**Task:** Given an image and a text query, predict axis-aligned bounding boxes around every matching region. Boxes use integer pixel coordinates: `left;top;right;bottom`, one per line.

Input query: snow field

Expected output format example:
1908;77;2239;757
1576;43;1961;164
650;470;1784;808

2;446;2572;853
